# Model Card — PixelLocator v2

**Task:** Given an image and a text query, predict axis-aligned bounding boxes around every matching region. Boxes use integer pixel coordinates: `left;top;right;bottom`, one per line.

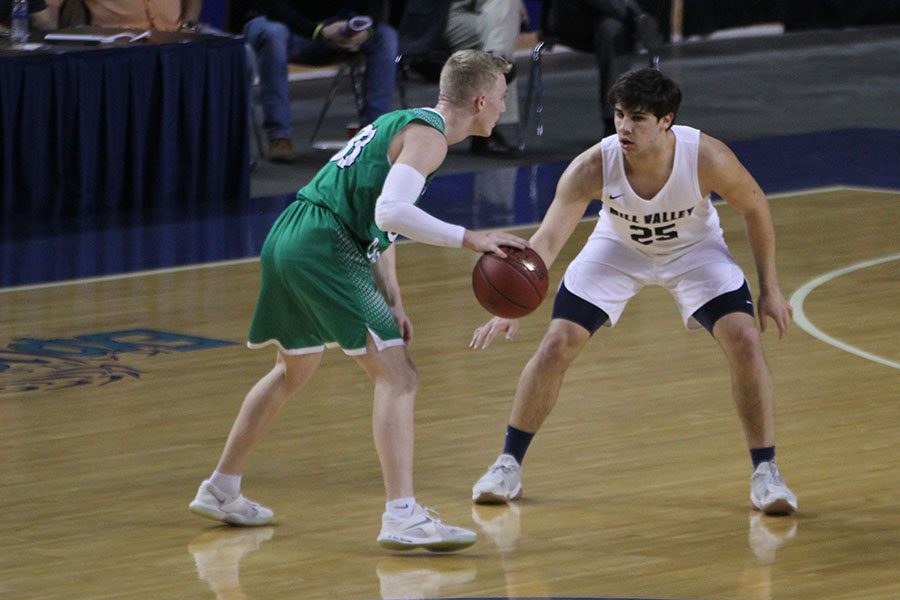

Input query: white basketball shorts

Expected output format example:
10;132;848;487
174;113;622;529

561;234;747;329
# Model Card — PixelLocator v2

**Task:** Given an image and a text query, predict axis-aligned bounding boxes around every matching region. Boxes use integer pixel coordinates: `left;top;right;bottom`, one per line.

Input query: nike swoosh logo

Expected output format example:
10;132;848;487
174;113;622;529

609;193;624;199
404;519;431;530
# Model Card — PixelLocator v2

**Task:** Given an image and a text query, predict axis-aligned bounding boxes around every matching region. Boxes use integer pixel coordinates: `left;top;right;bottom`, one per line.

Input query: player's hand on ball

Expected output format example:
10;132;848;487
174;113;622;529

462;230;528;258
470;317;519;349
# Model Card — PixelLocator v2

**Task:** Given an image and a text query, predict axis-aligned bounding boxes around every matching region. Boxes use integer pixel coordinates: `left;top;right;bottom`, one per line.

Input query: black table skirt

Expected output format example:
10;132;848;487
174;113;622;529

0;34;250;220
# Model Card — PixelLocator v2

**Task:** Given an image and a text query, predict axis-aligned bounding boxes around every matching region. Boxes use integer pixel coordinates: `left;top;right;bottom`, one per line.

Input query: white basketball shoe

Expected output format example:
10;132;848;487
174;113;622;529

377;504;477;552
750;462;798;515
472;454;522;504
189;480;275;526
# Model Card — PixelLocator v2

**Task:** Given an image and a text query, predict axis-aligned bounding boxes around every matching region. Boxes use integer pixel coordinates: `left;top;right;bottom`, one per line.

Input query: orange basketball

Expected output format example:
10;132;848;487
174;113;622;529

472;246;549;318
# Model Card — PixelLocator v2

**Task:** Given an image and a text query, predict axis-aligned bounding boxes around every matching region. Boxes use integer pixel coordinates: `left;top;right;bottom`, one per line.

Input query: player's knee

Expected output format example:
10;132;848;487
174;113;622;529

402;362;419;393
276;354;319;392
385;361;419;396
721;323;763;363
281;364;312;392
534;332;581;369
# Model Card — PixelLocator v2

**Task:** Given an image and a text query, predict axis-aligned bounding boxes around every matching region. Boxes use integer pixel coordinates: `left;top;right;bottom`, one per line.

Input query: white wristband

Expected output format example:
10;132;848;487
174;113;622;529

374;163;465;248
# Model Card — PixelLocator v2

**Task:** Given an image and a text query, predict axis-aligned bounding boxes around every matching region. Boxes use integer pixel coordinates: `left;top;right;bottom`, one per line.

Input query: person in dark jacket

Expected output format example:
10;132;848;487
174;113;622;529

244;0;398;162
546;0;661;136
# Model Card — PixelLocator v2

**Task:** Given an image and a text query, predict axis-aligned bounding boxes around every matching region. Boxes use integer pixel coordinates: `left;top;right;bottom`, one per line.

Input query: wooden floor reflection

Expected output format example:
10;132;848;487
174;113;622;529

1;189;898;599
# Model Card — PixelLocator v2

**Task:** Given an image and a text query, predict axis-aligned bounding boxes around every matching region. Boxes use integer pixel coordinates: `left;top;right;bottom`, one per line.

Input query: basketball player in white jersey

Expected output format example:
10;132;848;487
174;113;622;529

469;68;798;515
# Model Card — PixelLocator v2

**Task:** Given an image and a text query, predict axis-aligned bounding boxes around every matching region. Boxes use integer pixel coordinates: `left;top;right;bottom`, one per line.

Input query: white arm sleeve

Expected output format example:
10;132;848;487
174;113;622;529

374;163;466;248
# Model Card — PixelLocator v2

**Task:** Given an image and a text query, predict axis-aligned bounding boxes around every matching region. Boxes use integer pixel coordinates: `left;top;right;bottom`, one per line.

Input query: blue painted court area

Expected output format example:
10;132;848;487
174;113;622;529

728;128;900;194
2;129;897;288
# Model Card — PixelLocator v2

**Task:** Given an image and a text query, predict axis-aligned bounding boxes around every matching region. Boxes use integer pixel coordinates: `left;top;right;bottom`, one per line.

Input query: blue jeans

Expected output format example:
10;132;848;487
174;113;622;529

244;16;399;140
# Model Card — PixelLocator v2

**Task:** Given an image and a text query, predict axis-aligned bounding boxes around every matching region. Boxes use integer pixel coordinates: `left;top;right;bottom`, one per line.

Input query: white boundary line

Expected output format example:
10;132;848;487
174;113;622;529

789;253;900;370
767;185;899;199
0;222;544;295
3;185;897;295
0;258;259;295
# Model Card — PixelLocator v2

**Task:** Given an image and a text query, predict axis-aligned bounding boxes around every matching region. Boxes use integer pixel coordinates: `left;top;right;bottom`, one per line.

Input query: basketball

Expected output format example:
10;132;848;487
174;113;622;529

472;246;549;318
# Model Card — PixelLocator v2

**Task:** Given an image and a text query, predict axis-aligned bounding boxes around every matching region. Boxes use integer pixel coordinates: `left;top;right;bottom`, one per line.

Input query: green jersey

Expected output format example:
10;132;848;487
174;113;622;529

297;107;446;259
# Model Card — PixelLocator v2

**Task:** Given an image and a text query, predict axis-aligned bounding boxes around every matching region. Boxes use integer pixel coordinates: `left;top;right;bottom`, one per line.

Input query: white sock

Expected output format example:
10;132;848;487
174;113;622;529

386;497;416;518
210;470;241;497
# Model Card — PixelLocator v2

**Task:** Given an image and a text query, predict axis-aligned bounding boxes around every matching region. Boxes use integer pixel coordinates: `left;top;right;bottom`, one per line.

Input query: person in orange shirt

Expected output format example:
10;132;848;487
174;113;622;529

83;0;202;32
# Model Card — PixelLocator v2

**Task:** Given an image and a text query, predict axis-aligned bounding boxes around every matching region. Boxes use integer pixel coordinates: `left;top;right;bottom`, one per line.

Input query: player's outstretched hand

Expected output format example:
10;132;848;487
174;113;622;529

462;230;528;259
757;289;792;339
470;316;519;349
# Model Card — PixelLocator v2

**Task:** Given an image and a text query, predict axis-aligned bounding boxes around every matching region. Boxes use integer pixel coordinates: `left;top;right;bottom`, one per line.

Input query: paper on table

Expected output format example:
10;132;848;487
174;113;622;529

44;30;151;44
8;43;48;51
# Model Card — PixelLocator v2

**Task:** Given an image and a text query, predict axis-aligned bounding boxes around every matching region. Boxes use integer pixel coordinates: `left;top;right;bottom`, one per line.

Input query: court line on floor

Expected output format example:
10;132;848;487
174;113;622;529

3;186;896;295
768;185;900;199
0;221;541;295
0;257;262;295
789;253;900;370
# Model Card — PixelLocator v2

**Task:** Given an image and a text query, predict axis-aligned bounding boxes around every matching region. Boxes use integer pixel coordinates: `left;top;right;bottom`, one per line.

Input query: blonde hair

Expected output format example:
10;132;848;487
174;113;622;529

438;50;510;106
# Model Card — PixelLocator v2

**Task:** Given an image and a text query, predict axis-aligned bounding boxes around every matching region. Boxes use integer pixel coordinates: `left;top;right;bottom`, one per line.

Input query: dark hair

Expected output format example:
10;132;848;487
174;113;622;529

607;68;682;125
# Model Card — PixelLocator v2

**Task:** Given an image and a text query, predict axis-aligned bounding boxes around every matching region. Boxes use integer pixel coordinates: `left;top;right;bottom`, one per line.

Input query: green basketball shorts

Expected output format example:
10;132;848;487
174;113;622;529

247;201;403;355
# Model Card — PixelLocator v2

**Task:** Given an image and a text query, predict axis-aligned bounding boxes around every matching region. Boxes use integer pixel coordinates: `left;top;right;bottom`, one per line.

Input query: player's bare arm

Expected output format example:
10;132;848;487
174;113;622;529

470;145;604;350
372;244;402;308
372;245;413;343
390;122;449;172
530;144;605;268
698;134;792;337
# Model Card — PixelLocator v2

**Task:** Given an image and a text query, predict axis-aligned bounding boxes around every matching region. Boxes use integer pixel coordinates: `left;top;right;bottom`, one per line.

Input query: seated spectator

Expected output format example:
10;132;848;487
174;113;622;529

83;0;203;32
547;0;661;135
242;0;399;163
0;0;58;33
443;0;527;157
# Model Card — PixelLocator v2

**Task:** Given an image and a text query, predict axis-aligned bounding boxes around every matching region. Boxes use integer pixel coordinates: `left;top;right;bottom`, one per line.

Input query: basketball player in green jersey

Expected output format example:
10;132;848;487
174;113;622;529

189;50;528;552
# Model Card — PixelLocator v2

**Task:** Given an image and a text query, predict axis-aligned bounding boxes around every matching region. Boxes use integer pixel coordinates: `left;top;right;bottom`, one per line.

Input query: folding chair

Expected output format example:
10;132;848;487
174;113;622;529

520;0;661;149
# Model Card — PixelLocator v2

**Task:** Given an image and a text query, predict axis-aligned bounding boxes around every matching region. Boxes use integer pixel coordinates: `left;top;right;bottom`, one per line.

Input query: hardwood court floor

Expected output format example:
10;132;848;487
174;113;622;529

1;188;898;599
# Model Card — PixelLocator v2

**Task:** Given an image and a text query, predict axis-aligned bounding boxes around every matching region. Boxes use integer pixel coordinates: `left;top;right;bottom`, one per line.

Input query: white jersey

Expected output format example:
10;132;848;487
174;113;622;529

563;125;747;328
591;125;722;259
